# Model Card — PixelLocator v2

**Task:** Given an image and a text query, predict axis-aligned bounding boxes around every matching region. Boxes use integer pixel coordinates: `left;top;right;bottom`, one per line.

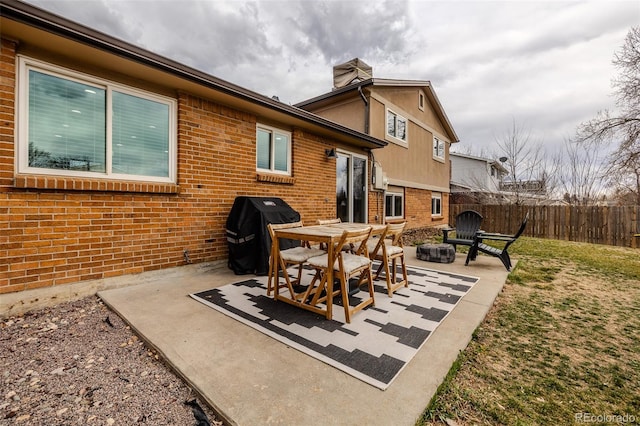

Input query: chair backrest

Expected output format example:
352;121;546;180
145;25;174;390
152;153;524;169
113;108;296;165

385;221;406;247
502;212;529;250
512;212;529;240
454;210;483;240
367;224;389;259
335;226;372;258
267;221;304;241
316;218;341;225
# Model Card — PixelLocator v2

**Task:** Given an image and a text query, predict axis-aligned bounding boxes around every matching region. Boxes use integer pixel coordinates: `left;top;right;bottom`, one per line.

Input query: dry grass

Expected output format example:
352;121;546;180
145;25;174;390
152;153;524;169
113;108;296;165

417;237;640;425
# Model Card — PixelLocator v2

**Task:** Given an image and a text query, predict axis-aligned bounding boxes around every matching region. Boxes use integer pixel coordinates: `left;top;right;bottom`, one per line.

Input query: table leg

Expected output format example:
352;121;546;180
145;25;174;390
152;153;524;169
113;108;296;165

273;237;281;298
325;240;333;320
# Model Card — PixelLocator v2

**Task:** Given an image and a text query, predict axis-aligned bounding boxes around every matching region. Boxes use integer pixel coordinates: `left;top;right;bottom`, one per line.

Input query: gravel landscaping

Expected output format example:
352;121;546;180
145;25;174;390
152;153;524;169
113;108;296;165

1;296;220;425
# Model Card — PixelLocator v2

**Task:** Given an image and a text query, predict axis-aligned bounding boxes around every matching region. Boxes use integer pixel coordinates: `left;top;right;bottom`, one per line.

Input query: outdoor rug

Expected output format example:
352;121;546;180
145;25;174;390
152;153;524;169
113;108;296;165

189;264;479;390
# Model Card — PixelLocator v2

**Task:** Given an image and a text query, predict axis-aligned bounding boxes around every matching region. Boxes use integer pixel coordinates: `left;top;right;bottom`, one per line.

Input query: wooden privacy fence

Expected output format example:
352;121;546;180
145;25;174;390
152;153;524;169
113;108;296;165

449;204;640;248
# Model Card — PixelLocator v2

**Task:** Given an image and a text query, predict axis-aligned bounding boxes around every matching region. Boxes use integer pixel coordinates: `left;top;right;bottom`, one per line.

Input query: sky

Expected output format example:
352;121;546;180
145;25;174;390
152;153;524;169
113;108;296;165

23;0;640;159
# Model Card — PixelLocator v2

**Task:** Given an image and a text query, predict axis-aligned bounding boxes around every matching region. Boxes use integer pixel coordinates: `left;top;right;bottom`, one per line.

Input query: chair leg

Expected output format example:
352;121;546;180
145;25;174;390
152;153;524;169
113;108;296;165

499;251;511;271
344;268;376;324
294;263;304;287
303;269;325;304
373;261;384;281
278;258;298;299
386;256;408;296
400;255;408;288
365;269;375;305
465;246;475;266
339;273;351;324
267;255;274;296
384;259;394;296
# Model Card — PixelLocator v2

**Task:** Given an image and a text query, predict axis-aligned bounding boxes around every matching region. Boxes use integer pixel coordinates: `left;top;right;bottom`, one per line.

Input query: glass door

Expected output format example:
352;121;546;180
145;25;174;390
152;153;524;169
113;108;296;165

336;151;367;223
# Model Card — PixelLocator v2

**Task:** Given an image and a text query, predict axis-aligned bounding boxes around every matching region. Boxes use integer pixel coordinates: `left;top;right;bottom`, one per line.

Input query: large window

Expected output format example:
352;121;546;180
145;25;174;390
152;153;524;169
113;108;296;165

386;109;407;142
256;125;291;175
433;137;445;160
18;57;176;182
432;192;442;216
385;192;404;219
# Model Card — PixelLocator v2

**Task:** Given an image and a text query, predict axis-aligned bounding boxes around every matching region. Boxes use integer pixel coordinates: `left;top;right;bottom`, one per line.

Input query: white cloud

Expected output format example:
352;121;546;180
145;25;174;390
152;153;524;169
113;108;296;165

25;0;639;158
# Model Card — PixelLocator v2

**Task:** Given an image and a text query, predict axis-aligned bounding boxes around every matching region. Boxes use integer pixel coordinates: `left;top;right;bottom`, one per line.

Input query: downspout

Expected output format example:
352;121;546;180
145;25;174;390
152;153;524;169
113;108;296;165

358;85;369;134
360;86;379;220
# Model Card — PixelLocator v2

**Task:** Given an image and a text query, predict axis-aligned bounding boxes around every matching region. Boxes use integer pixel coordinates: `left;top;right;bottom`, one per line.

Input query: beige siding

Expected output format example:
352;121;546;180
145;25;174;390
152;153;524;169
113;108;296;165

306;97;366;132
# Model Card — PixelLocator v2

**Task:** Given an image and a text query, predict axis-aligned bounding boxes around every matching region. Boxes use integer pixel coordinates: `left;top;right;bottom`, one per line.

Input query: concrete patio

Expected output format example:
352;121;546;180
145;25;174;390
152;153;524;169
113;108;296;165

97;247;509;426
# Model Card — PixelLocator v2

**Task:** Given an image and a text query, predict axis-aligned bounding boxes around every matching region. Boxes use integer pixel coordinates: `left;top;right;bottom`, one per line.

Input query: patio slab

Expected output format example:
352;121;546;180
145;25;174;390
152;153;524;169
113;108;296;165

98;247;510;426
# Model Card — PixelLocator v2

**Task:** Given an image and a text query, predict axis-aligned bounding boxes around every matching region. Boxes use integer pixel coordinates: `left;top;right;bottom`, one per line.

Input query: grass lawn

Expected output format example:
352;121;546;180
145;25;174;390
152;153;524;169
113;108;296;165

418;237;640;425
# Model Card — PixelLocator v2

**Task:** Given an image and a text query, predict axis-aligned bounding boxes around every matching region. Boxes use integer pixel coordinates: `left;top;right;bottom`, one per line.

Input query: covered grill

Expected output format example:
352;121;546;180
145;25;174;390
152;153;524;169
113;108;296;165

226;196;300;275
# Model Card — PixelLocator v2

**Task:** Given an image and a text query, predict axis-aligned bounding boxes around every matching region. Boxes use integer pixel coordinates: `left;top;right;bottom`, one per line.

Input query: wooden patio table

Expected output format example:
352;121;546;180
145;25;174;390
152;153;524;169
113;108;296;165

271;223;386;320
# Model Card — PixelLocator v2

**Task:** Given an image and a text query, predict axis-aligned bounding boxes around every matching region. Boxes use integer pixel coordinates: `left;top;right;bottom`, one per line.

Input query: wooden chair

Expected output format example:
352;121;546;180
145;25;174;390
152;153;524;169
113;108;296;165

304;227;375;323
316;218;342;225
267;222;325;297
316;218;351;251
442;210;483;252
465;212;529;271
367;221;408;296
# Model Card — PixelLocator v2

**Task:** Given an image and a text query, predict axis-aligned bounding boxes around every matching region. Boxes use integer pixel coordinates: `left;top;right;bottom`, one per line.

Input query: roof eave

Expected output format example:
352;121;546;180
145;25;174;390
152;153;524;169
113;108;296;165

295;78;459;143
0;0;386;150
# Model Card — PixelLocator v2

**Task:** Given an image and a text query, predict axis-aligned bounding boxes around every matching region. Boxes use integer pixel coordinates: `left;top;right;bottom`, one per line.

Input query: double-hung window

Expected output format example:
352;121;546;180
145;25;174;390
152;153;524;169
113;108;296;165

256;125;291;175
432;192;442;216
433;137;445;160
18;57;176;183
386;109;407;142
385;192;404;219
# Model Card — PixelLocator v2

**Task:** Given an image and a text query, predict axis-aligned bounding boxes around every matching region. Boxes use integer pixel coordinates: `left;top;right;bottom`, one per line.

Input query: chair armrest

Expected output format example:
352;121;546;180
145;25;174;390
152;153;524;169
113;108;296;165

475;231;515;242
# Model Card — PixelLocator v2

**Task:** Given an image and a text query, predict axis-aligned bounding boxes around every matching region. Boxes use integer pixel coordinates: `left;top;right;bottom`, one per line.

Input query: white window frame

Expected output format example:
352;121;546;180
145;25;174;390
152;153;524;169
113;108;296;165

418;91;425;111
433;136;445;161
386;109;407;143
256;124;292;175
17;56;177;183
431;192;442;217
385;191;404;219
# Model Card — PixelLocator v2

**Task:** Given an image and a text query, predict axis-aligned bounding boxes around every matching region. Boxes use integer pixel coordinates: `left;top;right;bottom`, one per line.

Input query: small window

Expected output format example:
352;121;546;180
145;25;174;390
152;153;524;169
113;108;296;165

256;125;291;175
431;192;442;216
433;137;445;160
386;109;407;142
18;57;176;183
418;92;425;111
385;192;404;218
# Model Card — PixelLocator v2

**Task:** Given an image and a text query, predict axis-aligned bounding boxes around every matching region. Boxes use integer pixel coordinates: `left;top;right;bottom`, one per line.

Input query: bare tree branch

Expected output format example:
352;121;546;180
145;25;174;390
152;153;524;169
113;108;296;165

573;26;640;204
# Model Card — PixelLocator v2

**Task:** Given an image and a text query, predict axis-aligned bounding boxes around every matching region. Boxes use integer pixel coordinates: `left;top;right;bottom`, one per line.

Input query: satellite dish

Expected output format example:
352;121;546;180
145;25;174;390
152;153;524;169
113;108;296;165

499;157;508;163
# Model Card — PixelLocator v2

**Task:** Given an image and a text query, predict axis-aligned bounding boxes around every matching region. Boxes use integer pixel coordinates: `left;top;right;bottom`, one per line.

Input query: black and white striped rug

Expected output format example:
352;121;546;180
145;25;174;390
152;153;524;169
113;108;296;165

190;265;478;390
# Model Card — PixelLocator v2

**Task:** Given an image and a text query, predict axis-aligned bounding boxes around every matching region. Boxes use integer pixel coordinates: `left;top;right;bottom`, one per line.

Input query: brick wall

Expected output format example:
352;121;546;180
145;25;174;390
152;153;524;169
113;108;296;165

1;34;446;296
404;187;448;229
0;38;360;295
0;39;18;292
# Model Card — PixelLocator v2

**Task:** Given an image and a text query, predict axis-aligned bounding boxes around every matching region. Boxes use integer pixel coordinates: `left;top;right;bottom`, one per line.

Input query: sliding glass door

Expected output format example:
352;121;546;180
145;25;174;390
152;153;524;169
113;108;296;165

336;151;367;223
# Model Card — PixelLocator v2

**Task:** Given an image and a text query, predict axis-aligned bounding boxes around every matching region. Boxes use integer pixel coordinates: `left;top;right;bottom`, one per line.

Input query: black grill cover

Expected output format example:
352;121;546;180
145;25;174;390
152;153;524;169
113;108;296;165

226;196;300;275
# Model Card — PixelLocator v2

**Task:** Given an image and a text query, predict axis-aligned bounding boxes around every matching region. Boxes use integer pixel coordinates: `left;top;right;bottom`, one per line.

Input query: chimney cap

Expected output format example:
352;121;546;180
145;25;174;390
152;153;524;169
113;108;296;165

333;58;373;89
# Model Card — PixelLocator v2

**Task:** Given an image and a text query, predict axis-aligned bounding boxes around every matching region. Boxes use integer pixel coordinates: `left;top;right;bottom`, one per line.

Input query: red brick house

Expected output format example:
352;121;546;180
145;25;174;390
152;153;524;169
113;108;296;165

0;2;459;306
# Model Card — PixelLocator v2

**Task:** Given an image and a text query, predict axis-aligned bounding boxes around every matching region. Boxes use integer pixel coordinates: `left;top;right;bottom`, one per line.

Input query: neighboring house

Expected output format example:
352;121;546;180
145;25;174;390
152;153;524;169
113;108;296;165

295;58;459;229
1;1;390;297
450;152;509;203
